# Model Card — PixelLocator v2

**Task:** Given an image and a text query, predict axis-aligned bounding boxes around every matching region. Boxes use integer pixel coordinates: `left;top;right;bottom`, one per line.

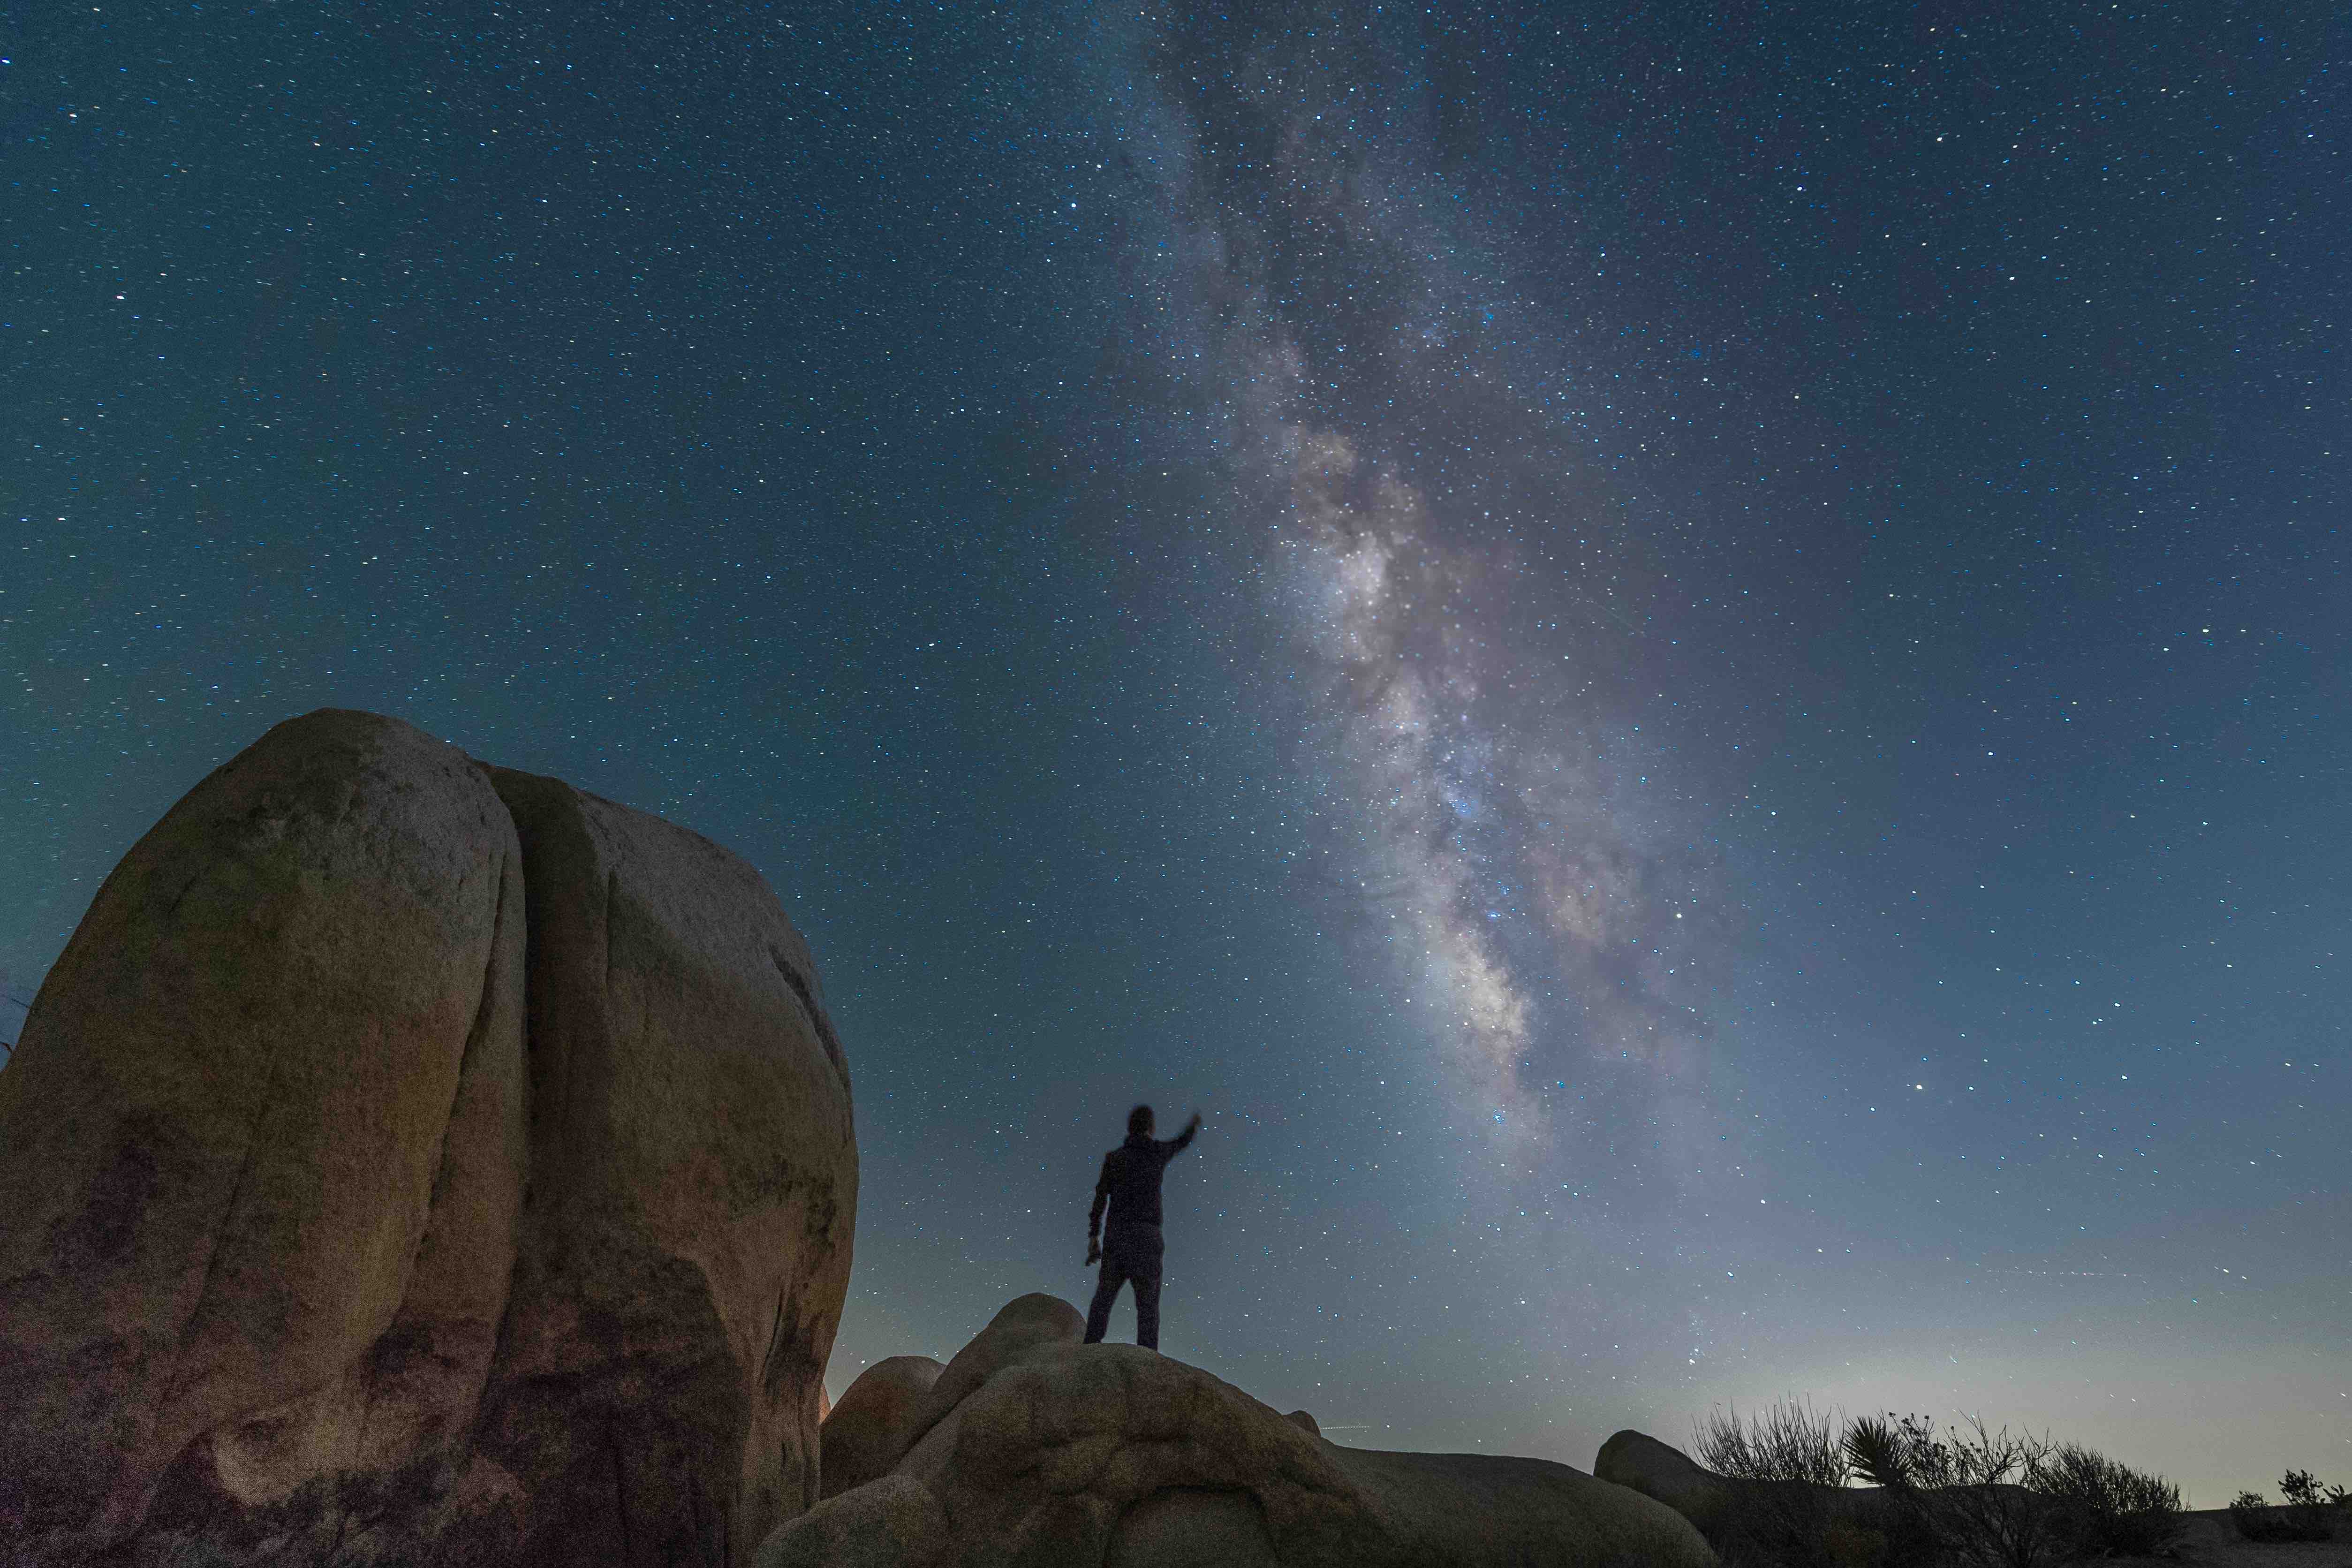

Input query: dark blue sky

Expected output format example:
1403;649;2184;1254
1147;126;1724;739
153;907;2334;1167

3;0;2345;1500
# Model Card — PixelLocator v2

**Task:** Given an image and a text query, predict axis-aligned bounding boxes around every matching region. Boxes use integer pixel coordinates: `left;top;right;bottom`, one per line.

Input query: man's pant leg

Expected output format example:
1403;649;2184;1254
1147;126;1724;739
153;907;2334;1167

1133;1253;1163;1350
1119;1224;1166;1351
1084;1251;1129;1345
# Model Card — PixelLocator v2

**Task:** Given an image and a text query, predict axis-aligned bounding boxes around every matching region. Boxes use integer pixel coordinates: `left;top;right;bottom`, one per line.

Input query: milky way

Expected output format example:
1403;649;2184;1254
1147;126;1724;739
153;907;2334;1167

1120;4;1730;1177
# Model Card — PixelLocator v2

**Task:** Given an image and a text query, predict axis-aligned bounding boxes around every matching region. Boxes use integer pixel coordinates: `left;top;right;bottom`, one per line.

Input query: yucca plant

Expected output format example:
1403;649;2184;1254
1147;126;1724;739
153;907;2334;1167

1843;1412;1946;1492
1841;1414;2061;1568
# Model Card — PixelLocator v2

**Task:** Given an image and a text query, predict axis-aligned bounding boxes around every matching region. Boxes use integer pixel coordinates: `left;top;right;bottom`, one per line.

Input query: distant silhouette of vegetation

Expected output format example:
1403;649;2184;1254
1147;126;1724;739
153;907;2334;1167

2229;1469;2349;1542
1696;1398;1850;1487
2033;1441;2187;1559
1694;1399;2183;1568
1693;1399;1854;1568
1840;1412;2064;1568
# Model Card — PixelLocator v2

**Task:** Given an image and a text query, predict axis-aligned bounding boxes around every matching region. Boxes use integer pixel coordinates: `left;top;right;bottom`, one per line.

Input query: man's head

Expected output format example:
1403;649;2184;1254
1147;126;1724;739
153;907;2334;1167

1127;1104;1154;1139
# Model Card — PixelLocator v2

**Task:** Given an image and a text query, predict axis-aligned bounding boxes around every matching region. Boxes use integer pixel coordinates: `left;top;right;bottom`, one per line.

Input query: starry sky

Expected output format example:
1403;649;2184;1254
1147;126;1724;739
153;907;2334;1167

4;0;2346;1505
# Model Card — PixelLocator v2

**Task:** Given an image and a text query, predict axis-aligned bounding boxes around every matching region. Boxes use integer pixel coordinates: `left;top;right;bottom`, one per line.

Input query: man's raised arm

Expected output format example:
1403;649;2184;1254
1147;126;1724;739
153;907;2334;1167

1166;1111;1202;1155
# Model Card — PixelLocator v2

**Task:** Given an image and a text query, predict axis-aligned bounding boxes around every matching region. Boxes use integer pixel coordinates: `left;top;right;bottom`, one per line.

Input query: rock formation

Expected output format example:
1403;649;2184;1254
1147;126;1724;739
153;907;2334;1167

823;1357;947;1501
459;766;856;1566
1596;1428;1915;1563
0;705;1734;1568
782;1296;1719;1568
0;710;530;1551
899;1292;1082;1459
757;1476;955;1568
1593;1429;1734;1538
0;711;857;1568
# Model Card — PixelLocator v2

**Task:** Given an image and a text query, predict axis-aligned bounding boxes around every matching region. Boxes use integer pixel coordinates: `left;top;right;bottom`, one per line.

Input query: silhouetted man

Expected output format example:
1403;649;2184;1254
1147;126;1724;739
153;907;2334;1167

1083;1103;1201;1350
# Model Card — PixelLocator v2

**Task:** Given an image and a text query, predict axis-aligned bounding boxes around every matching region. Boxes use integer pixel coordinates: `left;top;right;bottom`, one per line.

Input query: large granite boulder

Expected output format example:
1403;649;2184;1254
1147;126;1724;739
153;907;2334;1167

769;1296;1716;1568
0;712;858;1568
824;1356;947;1500
451;766;858;1566
0;710;529;1549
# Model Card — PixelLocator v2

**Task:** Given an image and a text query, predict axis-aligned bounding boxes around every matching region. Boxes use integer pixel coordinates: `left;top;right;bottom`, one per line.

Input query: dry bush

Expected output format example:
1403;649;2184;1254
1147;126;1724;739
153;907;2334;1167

1696;1398;1852;1486
2231;1470;2347;1543
1692;1401;2191;1568
1693;1399;1852;1568
2034;1442;2185;1558
1844;1413;2061;1568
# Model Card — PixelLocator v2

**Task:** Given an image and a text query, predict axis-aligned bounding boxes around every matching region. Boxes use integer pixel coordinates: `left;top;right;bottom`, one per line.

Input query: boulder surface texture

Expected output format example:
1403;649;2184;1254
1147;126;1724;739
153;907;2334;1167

774;1295;1717;1568
823;1356;947;1500
755;1475;954;1568
0;710;857;1568
899;1292;1083;1457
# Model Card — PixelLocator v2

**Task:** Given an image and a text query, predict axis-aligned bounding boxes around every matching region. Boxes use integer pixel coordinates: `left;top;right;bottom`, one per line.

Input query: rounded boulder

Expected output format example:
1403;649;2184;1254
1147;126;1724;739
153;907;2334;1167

898;1292;1084;1459
0;709;528;1546
824;1356;946;1500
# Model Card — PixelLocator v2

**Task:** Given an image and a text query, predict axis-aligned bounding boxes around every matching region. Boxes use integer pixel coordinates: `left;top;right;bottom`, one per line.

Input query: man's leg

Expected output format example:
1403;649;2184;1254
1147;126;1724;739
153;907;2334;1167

1083;1255;1128;1345
1131;1234;1165;1351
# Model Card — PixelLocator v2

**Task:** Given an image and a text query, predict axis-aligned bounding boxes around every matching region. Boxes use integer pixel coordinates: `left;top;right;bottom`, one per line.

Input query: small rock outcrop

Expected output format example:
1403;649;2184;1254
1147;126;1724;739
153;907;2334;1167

0;711;858;1568
900;1292;1083;1458
1328;1445;1710;1568
1596;1428;1921;1561
764;1296;1717;1568
824;1357;948;1500
1594;1429;1732;1537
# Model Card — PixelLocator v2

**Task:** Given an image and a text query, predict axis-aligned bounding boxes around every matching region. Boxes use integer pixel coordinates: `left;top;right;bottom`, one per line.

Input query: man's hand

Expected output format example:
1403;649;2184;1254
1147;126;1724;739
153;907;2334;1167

1085;1239;1101;1266
1186;1110;1202;1134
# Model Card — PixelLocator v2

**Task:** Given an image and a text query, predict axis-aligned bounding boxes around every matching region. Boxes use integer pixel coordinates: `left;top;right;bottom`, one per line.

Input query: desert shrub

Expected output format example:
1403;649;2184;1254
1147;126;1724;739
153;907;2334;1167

1698;1398;1853;1486
1844;1413;2063;1568
1693;1400;1853;1568
2281;1468;2352;1530
2230;1489;2305;1542
2033;1442;2185;1557
2231;1471;2345;1542
2277;1469;2351;1506
1692;1401;2208;1566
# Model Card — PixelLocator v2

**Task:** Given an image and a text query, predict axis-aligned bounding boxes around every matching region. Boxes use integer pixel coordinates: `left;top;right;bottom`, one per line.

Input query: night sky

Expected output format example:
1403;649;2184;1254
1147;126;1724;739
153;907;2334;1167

4;0;2347;1505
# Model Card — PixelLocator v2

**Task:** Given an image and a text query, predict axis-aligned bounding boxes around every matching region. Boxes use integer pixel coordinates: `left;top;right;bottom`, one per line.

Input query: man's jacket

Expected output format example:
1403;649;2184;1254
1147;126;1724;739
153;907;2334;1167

1089;1122;1198;1234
